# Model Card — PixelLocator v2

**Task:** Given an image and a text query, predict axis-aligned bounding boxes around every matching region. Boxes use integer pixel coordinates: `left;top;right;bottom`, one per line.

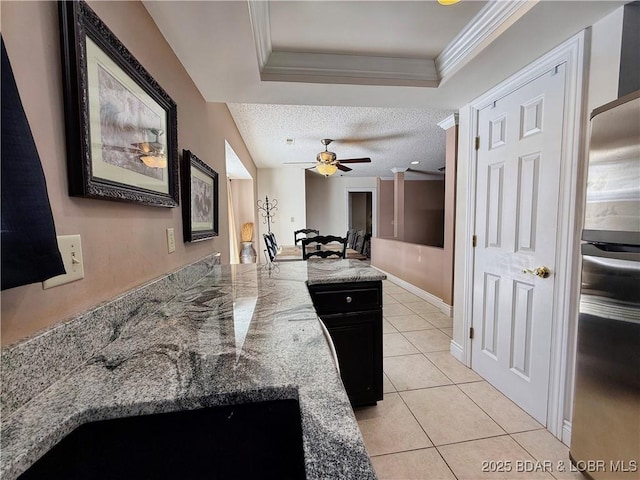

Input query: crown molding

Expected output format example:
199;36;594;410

436;0;538;82
247;0;271;71
262;51;439;87
438;113;459;130
247;0;438;87
248;0;534;88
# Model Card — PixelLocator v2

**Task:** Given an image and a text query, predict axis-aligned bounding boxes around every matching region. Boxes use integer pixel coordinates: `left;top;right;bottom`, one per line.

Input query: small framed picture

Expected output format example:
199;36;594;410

59;1;179;207
181;150;218;242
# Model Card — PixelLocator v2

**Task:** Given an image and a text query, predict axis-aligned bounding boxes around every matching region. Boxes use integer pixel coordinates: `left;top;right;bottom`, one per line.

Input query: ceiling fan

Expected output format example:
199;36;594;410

285;139;371;177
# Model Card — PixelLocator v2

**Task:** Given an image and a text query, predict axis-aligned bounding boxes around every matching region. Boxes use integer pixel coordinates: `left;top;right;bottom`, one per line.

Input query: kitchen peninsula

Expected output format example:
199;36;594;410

1;258;385;479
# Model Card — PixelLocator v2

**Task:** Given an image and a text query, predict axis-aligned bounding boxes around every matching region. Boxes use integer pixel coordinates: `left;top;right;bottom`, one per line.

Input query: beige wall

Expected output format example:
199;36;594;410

306;174;377;237
442;124;458;310
587;7;624;113
372;238;447;298
230;179;256;236
229;179;256;263
377;179;394;238
404;180;445;247
257;168;307;250
373;122;458;306
0;1;256;345
350;192;371;233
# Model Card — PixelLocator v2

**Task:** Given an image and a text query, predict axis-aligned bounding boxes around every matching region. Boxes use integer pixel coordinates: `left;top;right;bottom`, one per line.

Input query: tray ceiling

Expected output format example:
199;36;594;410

143;1;625;177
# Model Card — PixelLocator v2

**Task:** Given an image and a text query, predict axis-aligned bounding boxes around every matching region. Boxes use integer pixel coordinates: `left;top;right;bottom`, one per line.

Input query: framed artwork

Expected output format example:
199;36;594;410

181;150;219;242
58;1;179;207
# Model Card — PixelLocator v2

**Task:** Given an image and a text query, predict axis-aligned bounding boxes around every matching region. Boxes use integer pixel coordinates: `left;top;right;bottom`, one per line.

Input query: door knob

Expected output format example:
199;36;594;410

522;266;551;278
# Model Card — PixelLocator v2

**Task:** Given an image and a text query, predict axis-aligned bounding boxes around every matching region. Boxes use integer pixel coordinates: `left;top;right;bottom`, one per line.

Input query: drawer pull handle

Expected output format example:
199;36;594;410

346;296;352;303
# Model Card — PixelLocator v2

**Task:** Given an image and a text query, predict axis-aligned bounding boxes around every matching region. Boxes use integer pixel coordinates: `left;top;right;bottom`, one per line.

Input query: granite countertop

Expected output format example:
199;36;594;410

1;259;385;479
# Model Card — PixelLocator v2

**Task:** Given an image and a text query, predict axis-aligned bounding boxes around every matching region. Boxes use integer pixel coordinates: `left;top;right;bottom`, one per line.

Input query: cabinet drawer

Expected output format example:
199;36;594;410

308;281;382;314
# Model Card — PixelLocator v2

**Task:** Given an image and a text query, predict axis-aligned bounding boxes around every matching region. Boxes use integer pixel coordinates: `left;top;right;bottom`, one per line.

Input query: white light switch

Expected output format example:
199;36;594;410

42;235;85;289
167;228;176;253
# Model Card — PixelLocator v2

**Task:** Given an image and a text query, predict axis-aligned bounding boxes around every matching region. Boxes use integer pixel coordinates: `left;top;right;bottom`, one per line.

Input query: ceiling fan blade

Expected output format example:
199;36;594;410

338;157;371;164
283;161;316;165
337;164;352;172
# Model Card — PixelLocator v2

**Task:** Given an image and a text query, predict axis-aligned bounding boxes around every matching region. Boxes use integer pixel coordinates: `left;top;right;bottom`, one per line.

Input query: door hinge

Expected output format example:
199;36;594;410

469;327;474;339
472;235;477;247
475;136;480;150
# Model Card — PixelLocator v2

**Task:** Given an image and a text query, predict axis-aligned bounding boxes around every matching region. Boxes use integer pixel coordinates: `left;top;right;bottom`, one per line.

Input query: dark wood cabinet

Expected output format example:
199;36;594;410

308;281;383;406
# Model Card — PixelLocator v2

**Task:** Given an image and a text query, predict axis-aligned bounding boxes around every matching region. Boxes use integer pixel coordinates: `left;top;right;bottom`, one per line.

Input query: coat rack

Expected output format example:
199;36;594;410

257;195;278;233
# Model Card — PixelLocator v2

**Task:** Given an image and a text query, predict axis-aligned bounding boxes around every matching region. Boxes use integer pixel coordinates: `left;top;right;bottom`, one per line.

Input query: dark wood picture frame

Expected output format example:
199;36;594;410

181;150;219;242
58;1;179;207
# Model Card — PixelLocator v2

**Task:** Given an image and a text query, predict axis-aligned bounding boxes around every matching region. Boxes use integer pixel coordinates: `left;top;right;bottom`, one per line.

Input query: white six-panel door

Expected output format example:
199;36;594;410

471;64;567;424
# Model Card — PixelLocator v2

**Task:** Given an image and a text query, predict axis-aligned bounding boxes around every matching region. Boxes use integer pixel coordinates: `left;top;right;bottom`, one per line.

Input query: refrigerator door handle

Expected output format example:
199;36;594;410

581;243;640;262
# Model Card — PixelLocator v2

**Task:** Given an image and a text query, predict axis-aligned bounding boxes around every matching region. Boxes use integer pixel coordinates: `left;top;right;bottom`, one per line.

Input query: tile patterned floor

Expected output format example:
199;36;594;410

354;279;581;480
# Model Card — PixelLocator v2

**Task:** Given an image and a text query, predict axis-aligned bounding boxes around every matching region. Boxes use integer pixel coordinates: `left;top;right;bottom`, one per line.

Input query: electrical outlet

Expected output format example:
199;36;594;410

167;228;176;253
42;235;85;289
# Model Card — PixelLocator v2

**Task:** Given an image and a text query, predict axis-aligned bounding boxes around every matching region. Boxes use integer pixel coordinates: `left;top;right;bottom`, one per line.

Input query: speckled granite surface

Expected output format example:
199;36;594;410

1;259;384;479
1;253;220;420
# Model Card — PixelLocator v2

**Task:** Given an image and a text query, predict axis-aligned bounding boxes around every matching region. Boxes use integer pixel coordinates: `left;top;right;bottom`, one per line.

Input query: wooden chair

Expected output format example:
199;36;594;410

294;228;319;245
302;235;347;260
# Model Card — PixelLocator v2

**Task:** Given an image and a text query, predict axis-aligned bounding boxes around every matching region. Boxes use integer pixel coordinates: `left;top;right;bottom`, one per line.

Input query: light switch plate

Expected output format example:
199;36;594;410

167;228;176;253
42;235;85;289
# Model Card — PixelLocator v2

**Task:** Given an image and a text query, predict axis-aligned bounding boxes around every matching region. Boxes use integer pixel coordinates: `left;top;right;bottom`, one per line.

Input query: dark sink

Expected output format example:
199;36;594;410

19;399;306;480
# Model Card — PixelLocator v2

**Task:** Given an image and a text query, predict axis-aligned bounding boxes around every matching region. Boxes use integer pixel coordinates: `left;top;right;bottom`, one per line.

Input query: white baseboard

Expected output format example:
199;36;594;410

373;267;453;316
562;420;572;447
450;340;464;362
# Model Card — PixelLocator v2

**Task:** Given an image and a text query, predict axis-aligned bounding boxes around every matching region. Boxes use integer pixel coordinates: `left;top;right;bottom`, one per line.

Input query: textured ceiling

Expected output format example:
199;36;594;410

227;104;453;179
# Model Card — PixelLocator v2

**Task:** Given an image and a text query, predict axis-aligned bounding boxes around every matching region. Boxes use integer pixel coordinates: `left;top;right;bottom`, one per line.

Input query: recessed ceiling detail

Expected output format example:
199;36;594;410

263;51;439;88
436;0;537;83
248;0;533;88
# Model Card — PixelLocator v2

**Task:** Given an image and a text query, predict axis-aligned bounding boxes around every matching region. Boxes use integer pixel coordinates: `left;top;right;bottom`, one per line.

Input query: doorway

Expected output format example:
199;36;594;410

225;141;254;264
349;192;372;234
345;187;377;237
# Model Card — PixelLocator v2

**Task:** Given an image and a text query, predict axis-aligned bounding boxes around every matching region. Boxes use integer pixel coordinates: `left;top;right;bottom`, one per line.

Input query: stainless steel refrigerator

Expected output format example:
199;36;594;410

570;90;640;479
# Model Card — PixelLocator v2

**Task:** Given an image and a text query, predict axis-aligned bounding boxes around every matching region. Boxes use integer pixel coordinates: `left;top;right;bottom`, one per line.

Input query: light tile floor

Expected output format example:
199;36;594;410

354;279;582;480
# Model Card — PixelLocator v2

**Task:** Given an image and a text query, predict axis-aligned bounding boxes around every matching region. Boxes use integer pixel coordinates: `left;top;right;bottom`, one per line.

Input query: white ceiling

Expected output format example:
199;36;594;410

268;1;487;58
143;0;625;178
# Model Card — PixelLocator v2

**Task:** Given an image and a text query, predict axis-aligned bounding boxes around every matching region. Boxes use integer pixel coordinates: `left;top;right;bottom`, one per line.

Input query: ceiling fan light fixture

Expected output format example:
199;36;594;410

437;0;461;5
316;163;338;177
317;150;336;163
